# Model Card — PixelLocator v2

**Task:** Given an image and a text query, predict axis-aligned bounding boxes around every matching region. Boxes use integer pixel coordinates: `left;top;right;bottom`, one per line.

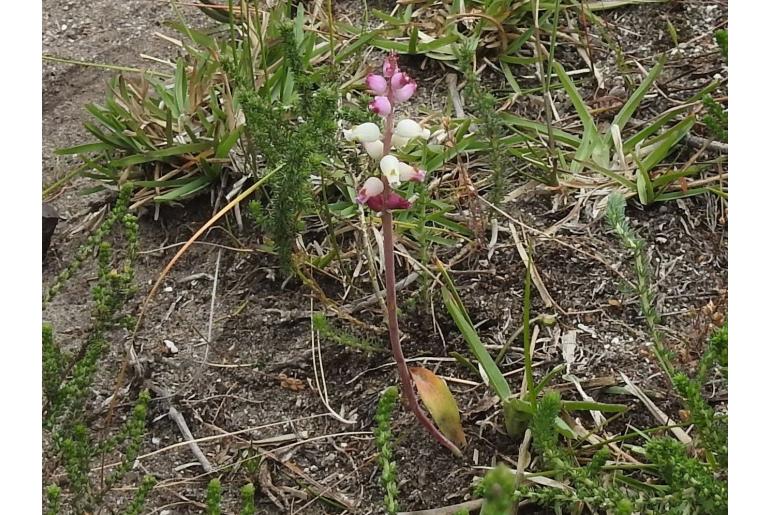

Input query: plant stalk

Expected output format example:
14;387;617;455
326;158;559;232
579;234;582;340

380;97;462;458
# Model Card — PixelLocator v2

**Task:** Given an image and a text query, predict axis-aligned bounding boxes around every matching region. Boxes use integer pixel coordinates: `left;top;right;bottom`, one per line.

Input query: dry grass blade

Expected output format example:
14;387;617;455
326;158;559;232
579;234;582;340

620;372;692;445
509;222;560;312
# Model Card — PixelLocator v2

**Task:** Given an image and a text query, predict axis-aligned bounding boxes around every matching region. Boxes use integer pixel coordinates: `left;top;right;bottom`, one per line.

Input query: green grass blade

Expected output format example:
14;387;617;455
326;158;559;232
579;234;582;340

110;141;211;167
639;117;695;173
153;176;213;202
553;62;598;134
55;142;112;155
441;286;512;401
604;57;666;145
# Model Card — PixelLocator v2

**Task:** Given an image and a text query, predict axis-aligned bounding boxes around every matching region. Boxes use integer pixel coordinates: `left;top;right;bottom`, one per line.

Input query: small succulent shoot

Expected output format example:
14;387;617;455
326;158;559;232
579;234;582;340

345;54;462;458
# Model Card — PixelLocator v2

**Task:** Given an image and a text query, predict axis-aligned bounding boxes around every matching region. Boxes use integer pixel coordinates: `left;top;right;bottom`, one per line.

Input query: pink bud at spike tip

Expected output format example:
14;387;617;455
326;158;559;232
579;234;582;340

366;74;388;95
383;54;399;78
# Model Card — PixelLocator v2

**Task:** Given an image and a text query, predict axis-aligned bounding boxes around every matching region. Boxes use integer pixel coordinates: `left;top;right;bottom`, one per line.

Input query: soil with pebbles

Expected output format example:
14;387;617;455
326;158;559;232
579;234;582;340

43;1;727;513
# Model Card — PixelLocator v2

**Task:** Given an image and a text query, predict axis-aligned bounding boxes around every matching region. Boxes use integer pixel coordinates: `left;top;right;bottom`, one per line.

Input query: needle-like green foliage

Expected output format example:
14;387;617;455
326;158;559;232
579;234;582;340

240;25;339;272
207;478;223;515
375;386;399;515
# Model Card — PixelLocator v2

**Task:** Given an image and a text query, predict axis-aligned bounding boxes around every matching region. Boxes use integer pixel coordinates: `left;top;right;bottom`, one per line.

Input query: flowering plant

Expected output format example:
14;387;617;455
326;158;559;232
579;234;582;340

345;55;463;457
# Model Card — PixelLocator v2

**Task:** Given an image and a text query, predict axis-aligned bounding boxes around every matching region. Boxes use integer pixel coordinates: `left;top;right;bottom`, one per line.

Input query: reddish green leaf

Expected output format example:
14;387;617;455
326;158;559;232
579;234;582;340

410;367;467;448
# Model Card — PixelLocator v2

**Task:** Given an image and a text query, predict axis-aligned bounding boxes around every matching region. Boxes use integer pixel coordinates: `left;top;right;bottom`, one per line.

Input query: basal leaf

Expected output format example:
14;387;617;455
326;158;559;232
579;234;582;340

410;367;467;448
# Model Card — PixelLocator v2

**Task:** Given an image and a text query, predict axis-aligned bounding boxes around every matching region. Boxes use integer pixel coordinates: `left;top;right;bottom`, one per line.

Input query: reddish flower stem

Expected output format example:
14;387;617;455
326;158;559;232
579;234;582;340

378;92;462;458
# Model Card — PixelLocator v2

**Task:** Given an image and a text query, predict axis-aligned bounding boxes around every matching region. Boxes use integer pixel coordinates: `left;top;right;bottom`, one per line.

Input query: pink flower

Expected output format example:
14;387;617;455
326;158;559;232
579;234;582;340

366;192;412;212
366;73;388;95
393;81;416;103
369;96;392;117
390;72;411;90
383;54;399;78
356;176;384;204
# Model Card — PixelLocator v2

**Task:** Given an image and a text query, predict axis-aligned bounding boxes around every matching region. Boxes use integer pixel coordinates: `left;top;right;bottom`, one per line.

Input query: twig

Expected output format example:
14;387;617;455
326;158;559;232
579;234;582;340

146;382;214;473
446;73;466;119
684;134;728;153
204;249;222;365
311;297;357;424
509;222;560;312
513;429;533;515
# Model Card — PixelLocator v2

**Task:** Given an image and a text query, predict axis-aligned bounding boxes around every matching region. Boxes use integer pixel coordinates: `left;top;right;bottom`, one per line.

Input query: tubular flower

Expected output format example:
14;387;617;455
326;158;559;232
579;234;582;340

391;72;417;103
390;72;410;90
344;122;381;143
398;162;426;183
366;191;412;212
356;176;385;205
369;96;392;117
394;118;423;140
391;134;410;149
363;140;384;160
379;155;401;186
393;81;416;103
366;73;388;95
